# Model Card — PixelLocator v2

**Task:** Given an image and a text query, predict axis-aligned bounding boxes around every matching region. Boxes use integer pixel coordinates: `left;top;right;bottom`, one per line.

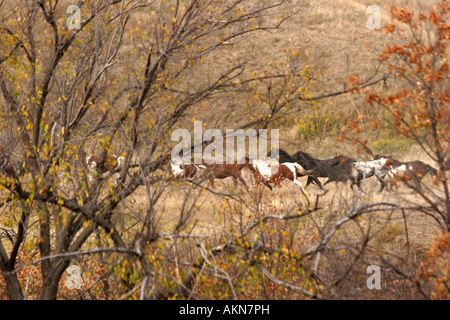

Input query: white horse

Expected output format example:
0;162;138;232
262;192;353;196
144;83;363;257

351;157;391;191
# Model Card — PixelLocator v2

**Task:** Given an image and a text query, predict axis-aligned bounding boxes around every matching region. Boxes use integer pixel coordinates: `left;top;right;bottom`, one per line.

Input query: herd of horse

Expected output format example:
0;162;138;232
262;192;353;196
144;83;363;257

0;146;447;196
169;148;448;194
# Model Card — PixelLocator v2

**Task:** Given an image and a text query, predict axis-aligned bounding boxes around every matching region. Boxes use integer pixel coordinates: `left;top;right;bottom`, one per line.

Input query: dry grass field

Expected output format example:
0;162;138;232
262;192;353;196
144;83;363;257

136;0;442;230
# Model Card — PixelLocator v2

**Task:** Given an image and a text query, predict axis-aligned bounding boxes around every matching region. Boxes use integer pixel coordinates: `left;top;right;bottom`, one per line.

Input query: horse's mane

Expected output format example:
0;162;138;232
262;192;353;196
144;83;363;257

292;149;315;160
276;148;296;163
289;149;320;171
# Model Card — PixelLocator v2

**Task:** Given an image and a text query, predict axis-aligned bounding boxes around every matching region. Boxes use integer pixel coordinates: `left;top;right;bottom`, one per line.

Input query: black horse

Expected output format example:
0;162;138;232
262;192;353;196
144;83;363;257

290;150;326;189
268;149;324;189
271;148;360;190
302;153;356;187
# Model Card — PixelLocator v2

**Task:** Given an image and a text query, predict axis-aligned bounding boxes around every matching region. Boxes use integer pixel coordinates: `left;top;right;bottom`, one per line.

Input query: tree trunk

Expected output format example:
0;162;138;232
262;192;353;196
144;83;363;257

2;271;24;300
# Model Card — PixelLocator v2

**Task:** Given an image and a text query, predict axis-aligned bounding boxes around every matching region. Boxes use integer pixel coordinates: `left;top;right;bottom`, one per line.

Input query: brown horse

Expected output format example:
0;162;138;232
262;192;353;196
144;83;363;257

385;159;437;190
170;157;251;188
200;158;252;188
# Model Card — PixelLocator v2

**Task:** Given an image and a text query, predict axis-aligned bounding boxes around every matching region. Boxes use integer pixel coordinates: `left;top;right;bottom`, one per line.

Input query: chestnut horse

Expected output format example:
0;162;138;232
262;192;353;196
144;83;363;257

200;157;252;188
170;157;251;188
385;159;437;190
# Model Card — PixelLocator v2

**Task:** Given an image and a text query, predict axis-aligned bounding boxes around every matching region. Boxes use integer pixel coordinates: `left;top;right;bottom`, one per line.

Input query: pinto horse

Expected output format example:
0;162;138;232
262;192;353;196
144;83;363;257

251;157;310;195
372;155;437;191
83;152;125;183
170;158;207;180
272;148;324;189
349;157;393;191
385;159;437;190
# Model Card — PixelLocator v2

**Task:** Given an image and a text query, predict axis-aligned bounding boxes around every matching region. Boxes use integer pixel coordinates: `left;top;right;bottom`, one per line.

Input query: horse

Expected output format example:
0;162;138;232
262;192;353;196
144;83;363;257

170;157;251;189
84;153;125;184
385;159;437;190
350;157;393;191
200;157;252;188
273;148;324;189
304;154;356;187
170;158;207;180
372;155;438;191
250;157;309;195
290;149;325;188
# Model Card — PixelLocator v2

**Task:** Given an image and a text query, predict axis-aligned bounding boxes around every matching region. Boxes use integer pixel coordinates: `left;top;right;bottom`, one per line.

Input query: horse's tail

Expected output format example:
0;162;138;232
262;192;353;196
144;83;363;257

425;164;437;176
293;162;308;175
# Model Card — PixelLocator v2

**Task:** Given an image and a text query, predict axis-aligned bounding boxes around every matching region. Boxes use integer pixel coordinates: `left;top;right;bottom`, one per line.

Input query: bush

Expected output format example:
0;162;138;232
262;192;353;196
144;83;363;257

370;138;411;155
297;113;339;139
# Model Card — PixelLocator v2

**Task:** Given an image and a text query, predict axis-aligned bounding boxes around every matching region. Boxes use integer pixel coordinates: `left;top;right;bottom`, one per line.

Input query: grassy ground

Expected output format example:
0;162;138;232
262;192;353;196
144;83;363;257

123;0;443;264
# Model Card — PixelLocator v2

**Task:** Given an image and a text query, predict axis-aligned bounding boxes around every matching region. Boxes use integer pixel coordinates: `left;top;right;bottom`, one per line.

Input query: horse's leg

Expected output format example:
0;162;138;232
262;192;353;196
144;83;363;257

306;176;312;187
292;178;308;196
261;177;273;190
351;179;362;191
287;169;307;195
413;176;422;192
311;176;323;189
377;176;387;192
358;179;364;191
200;170;215;188
352;173;364;192
231;176;239;189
